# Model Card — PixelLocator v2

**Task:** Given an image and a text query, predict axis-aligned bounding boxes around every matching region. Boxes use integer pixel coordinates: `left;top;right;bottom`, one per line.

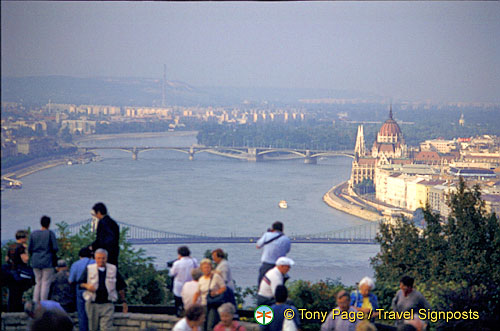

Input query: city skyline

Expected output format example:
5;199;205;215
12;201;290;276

1;2;499;103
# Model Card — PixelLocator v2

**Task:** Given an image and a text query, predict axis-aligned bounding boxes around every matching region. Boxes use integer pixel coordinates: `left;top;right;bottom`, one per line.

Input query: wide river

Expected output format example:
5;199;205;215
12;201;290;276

1;132;378;289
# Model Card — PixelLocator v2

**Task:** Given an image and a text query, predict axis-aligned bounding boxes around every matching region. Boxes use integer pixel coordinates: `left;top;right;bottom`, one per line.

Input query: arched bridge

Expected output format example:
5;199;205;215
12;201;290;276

63;219;380;245
78;146;354;164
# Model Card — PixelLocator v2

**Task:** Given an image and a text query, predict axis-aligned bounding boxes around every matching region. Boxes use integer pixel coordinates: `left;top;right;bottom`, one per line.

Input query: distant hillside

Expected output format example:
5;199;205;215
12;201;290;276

200;86;384;105
1;75;383;106
1;76;214;106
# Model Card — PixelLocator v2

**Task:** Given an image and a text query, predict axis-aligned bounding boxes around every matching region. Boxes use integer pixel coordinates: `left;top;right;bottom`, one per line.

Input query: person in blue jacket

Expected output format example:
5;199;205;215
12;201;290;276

350;276;379;320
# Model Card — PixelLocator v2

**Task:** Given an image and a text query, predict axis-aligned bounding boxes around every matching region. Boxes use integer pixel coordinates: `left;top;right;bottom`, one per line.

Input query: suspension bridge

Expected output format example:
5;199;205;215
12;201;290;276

62;218;381;245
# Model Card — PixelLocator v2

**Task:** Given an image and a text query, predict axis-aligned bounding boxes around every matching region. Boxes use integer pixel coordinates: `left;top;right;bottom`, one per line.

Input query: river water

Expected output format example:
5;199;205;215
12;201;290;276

1;132;378;289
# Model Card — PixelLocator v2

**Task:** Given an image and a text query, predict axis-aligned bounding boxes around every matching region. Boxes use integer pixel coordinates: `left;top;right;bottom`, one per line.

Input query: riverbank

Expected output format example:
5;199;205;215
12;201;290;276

2;131;199;181
323;181;382;221
2;156;71;180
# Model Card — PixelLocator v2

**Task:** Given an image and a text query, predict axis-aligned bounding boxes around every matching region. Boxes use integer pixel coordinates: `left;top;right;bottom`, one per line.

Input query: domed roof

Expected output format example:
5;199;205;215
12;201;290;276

379;118;402;136
378;108;402;136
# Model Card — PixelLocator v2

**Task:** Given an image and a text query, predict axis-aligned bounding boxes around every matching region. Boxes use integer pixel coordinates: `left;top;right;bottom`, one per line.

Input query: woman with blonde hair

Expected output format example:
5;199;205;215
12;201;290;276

193;258;226;331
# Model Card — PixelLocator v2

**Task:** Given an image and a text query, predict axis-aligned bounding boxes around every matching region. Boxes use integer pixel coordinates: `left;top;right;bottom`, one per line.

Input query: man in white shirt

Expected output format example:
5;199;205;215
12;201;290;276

169;246;198;316
257;257;294;306
211;248;235;290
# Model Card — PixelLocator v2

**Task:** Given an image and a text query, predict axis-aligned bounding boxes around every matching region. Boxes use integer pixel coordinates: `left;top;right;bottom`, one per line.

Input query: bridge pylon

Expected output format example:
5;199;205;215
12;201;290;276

189;147;195;161
247;148;263;162
304;150;317;164
132;148;139;160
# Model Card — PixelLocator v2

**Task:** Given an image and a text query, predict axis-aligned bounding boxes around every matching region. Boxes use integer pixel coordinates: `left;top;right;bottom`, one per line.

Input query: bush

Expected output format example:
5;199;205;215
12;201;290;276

371;178;500;330
55;222;170;305
287;278;353;331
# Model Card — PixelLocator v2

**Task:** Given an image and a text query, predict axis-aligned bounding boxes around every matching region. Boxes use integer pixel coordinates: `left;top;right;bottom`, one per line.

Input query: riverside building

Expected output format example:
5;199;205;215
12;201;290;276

349;107;409;188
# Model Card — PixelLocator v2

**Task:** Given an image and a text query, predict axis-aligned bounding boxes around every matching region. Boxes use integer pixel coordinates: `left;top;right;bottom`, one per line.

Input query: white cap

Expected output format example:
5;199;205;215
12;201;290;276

276;257;295;266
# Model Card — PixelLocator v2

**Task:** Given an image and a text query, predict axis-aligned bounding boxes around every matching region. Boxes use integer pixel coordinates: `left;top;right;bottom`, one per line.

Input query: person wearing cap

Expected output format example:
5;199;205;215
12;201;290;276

256;221;291;286
257;257;294;306
69;247;95;331
49;259;75;312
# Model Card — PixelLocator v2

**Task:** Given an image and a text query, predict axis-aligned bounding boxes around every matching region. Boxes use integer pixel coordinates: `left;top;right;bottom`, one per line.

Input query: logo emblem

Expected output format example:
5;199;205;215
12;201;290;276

254;305;274;325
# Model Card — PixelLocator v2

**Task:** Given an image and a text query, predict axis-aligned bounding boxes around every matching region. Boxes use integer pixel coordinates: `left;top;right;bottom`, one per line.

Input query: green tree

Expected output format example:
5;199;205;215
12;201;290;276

371;178;500;329
287;279;352;331
55;222;170;305
60;126;72;143
354;178;375;195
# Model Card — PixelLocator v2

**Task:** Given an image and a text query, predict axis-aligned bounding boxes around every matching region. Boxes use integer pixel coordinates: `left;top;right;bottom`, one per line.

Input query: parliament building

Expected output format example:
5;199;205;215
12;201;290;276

349;107;410;188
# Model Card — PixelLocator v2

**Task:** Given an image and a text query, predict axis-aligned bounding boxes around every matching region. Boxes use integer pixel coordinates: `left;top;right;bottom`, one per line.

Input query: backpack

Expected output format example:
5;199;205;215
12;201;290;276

283;317;298;331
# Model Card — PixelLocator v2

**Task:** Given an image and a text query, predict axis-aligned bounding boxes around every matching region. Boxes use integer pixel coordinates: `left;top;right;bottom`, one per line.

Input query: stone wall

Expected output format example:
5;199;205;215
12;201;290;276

1;312;259;331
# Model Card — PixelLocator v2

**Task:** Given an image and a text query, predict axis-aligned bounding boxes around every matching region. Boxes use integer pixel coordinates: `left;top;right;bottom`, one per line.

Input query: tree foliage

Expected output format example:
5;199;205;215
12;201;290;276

354;178;375;195
287;279;353;331
55;222;170;305
371;178;500;329
196;122;358;150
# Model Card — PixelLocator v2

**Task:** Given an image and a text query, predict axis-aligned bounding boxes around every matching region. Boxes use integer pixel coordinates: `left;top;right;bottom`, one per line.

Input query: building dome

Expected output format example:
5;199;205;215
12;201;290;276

378;118;402;136
372;107;407;158
376;107;404;144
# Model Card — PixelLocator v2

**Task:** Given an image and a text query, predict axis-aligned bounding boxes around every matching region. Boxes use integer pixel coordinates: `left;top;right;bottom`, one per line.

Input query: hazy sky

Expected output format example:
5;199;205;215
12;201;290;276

2;2;499;103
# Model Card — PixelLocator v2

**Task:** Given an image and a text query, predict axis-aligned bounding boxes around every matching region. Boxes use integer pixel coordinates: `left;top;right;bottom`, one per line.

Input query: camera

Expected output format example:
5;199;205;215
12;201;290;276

166;259;177;268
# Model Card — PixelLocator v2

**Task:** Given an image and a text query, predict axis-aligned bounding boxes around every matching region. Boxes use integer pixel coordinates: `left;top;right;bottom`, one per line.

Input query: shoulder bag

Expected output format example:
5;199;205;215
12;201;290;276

14;264;35;285
206;274;226;308
262;233;284;246
49;232;58;267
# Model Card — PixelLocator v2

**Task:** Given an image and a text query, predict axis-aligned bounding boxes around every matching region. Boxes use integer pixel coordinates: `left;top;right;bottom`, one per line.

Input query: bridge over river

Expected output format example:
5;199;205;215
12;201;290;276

63;218;380;245
78;145;354;164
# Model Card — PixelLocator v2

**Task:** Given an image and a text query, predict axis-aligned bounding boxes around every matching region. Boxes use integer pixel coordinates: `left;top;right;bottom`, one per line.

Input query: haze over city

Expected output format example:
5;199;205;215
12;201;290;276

1;1;499;103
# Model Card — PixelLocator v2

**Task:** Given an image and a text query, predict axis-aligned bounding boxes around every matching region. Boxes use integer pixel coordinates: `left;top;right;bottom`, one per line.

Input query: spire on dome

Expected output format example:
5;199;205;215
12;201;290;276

389;104;393;120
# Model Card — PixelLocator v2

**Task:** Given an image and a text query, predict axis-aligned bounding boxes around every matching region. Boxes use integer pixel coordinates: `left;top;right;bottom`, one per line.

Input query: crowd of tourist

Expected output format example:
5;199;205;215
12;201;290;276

2;202;124;331
2;210;431;331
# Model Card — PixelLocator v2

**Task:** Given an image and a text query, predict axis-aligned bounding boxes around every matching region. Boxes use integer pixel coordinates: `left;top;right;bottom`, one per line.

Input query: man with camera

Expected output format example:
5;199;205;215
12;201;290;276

256;221;291;286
